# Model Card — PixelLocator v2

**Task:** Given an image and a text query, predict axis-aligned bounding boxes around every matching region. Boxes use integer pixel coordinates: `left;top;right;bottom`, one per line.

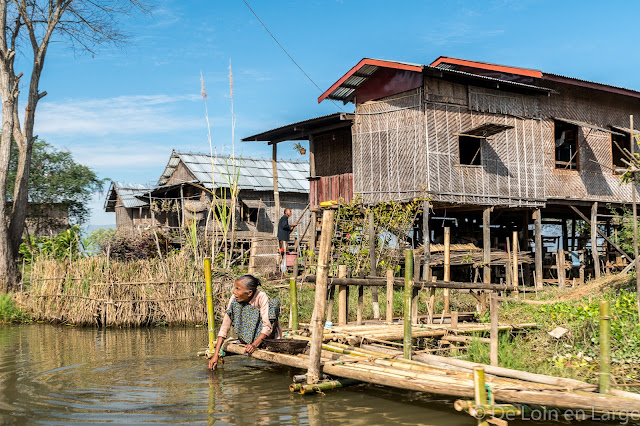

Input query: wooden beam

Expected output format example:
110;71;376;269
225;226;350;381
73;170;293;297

534;209;543;289
422;201;432;282
369;209;380;319
569;205;633;261
302;275;512;291
272;143;280;237
443;227;450;314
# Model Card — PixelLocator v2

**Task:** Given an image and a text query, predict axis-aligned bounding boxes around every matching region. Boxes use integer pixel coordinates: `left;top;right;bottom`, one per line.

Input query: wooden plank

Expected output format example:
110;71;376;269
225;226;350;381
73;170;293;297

569;205;633;261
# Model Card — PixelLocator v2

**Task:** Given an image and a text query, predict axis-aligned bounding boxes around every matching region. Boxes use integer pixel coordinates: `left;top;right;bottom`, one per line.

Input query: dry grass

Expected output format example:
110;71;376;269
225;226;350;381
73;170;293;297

16;253;235;327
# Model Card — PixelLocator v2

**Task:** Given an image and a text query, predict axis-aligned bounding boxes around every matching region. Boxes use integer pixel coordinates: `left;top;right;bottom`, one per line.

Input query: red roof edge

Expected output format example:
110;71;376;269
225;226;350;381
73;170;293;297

429;56;543;79
318;58;423;103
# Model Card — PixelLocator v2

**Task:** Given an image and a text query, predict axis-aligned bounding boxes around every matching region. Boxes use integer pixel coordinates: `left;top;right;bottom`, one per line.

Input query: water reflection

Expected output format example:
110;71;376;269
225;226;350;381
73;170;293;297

0;325;607;425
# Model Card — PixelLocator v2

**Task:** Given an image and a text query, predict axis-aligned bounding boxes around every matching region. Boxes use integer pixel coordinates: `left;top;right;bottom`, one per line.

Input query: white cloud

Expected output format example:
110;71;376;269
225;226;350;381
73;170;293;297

35;94;203;137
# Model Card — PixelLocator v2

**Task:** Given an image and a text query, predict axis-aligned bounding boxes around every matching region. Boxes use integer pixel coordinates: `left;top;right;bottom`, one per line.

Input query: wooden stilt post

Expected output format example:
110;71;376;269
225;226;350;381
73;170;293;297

490;292;498;367
443;227;451;314
412;249;419;324
632;115;640;324
557;249;566;288
422;201;431;282
307;209;335;384
450;311;459;330
534;209;543;289
482;207;491;314
289;277;298;331
326;285;335;324
272;143;280;237
512;230;519;297
428;287;436;325
522;211;531;287
309;134;317;252
357;283;364;325
386;269;394;323
338;265;348;326
403;249;413;360
368;209;380;319
591;202;601;280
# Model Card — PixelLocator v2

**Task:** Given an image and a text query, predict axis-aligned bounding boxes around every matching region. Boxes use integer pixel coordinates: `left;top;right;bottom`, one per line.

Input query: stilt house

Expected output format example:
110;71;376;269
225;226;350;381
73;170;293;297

246;57;640;284
104;182;156;231
146;151;310;235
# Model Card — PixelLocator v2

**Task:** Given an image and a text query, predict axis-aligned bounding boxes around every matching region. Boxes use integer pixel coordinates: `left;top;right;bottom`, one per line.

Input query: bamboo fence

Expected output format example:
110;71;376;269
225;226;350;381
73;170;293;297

16;253;234;326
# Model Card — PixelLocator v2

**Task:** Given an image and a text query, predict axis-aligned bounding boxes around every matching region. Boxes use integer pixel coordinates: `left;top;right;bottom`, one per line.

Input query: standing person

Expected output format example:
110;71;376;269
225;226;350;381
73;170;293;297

277;208;296;273
209;275;282;370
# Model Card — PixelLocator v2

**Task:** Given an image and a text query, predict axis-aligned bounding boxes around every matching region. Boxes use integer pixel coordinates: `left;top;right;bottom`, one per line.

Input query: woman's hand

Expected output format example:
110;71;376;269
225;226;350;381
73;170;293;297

209;354;219;370
244;343;257;354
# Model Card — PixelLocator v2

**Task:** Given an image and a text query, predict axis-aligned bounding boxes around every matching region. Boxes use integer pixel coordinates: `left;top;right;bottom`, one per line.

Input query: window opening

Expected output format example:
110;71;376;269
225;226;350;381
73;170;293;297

612;130;631;172
554;120;578;169
458;135;483;166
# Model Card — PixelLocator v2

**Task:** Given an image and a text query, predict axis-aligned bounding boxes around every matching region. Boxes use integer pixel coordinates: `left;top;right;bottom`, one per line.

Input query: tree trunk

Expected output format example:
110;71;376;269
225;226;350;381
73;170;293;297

9;141;33;253
0;57;19;290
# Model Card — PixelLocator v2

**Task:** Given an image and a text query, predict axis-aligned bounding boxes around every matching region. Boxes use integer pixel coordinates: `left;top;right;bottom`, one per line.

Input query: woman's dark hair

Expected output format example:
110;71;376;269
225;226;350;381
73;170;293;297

236;274;260;295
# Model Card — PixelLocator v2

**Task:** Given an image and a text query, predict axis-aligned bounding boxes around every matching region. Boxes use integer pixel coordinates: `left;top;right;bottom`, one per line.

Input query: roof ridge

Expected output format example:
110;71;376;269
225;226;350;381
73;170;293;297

173;150;309;164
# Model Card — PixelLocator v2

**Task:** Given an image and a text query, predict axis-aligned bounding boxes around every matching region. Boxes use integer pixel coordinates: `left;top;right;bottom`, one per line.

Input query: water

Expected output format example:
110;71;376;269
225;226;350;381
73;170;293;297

0;325;609;425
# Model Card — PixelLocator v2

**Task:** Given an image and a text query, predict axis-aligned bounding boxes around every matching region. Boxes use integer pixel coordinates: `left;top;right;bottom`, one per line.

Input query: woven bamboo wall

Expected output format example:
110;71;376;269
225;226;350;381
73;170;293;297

238;190;309;237
353;89;425;204
314;128;353;176
353;86;546;206
539;83;640;203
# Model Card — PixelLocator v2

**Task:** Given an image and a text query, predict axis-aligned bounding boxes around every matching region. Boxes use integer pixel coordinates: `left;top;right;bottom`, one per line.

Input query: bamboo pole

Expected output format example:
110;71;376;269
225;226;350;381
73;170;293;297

368;209;380;319
204;258;216;355
386;269;394;323
290;277;298;331
591;202;601;279
412;249;419;324
443;227;450;314
307;209;335;384
404;249;413;360
599;300;611;394
338;265;348;326
534;209;543;289
473;367;490;426
490;292;498;367
297;378;360;394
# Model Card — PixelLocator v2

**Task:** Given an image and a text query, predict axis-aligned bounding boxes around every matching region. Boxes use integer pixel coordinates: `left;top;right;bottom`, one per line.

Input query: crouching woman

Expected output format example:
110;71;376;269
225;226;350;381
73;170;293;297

209;275;282;370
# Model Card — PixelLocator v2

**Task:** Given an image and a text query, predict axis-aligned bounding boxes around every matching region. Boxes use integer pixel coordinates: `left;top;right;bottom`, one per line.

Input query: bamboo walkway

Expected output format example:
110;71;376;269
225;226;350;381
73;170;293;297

221;333;640;415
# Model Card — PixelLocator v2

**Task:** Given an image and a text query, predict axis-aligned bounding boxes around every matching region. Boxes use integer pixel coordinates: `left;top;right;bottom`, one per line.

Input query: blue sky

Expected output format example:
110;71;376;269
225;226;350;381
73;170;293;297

21;0;640;226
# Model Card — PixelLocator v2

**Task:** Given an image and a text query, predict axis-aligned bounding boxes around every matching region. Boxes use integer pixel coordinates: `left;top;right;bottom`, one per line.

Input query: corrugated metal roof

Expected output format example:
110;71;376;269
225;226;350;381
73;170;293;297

158;151;309;194
104;182;155;211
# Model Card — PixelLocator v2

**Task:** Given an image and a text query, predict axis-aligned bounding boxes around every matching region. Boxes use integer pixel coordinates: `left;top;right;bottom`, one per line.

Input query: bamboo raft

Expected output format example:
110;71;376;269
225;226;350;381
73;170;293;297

222;339;640;414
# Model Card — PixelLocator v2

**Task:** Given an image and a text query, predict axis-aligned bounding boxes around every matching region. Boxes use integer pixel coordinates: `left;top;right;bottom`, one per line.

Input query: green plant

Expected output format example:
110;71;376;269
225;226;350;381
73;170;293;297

0;294;30;323
19;225;83;263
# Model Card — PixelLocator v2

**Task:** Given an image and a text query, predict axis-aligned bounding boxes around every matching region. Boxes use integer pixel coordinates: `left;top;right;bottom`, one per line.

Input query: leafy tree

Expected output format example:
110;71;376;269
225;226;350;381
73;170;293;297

0;1;152;291
7;140;106;225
